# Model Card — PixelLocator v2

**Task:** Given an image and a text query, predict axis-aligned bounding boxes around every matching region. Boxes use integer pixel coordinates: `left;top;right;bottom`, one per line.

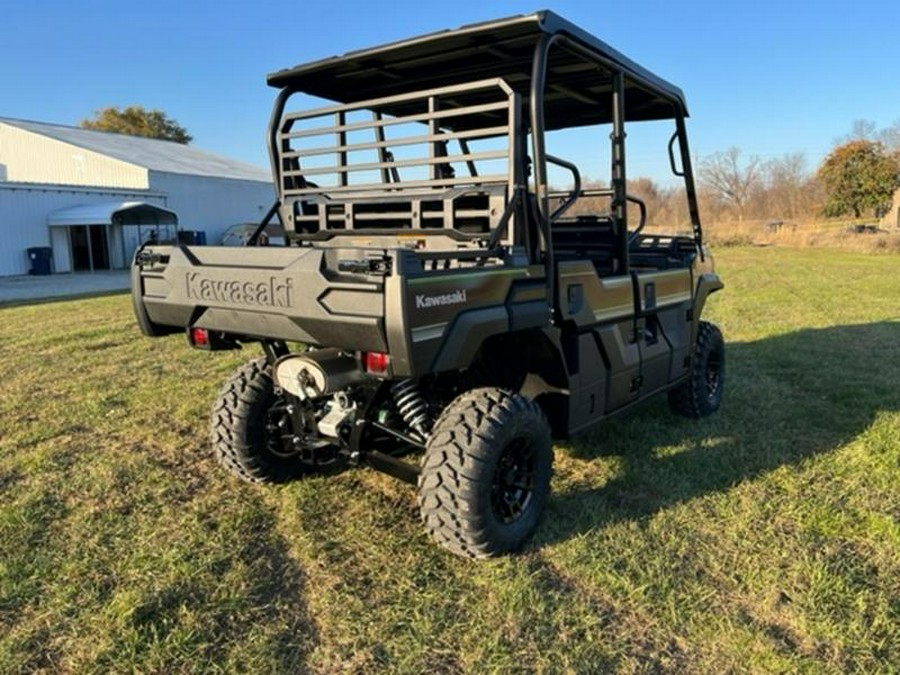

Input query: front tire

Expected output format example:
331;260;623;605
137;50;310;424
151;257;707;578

210;357;303;484
418;388;553;559
668;321;725;418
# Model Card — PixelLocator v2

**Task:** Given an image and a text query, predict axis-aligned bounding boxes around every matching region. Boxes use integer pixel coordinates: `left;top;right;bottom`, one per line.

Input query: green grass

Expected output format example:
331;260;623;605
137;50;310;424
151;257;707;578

1;246;898;673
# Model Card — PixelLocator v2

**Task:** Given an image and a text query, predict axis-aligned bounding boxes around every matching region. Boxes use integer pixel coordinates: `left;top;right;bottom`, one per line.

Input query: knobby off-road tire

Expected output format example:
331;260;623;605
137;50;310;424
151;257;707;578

210;357;303;484
418;388;553;559
668;321;725;418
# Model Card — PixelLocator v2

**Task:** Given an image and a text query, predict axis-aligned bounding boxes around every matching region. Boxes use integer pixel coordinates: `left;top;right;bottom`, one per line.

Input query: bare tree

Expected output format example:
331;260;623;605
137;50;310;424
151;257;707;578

697;147;761;222
877;119;900;154
837;118;900;154
763;153;810;221
840;119;878;143
627;176;675;226
573;177;682;229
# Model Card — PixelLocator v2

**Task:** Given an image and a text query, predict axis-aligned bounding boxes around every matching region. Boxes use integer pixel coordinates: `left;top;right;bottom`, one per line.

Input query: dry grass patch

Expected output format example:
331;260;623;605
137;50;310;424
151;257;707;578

701;219;900;253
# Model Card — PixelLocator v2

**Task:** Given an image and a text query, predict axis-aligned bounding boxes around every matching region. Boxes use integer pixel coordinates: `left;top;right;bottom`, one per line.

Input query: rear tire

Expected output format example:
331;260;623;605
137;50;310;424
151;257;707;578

210;357;303;484
418;388;553;559
668;321;725;418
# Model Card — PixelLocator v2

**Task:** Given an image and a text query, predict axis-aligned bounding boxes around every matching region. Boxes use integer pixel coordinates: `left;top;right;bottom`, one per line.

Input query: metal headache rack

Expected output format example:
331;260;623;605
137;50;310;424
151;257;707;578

263;11;706;258
274;79;523;242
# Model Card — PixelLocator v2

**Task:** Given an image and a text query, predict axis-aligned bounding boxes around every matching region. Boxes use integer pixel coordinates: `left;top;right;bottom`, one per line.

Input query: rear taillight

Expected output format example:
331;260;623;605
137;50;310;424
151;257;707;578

363;351;390;375
189;327;210;348
185;327;238;351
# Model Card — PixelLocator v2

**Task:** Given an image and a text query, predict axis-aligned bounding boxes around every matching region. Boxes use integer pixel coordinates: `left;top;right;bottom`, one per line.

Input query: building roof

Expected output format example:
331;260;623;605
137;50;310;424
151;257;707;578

47;201;178;227
0;117;272;182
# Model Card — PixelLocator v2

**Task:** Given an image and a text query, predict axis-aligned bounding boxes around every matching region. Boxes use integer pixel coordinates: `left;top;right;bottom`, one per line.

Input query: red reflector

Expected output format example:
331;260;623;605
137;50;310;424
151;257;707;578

364;351;390;374
191;328;210;347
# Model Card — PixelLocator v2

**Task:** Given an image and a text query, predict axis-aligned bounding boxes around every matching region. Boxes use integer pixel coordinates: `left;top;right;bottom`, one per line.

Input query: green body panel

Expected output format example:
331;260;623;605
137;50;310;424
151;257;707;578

400;266;548;373
549;256;720;434
557;261;634;326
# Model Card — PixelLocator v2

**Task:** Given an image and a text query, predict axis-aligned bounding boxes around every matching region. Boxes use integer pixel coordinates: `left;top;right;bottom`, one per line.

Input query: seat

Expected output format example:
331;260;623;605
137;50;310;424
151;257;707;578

550;214;619;275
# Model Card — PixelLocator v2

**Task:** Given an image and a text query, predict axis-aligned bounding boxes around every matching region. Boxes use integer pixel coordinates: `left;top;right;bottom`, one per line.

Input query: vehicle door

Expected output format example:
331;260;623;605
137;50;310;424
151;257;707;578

631;267;693;395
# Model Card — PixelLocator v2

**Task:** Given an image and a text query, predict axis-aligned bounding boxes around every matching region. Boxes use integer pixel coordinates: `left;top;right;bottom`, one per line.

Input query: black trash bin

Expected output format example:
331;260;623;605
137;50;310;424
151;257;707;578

27;247;53;275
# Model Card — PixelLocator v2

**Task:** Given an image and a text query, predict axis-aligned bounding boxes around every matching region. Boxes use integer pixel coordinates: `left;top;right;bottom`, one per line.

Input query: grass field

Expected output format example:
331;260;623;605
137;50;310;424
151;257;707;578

1;247;898;673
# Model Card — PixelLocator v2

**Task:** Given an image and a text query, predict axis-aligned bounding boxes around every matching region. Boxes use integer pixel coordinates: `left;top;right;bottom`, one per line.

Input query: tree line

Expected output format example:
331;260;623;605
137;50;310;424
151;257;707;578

634;119;900;227
80;106;192;144
78;107;899;226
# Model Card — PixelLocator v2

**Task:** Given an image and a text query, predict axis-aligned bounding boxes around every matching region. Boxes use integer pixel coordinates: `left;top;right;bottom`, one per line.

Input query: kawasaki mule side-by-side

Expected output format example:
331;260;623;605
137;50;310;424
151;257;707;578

132;11;724;558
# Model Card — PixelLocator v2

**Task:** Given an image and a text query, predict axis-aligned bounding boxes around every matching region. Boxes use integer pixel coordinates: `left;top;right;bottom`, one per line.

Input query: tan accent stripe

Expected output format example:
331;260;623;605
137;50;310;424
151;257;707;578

411;322;447;343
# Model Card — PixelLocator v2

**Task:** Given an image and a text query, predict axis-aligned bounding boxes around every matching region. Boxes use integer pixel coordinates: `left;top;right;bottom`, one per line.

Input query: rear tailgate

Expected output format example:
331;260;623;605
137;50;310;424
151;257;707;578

132;245;387;351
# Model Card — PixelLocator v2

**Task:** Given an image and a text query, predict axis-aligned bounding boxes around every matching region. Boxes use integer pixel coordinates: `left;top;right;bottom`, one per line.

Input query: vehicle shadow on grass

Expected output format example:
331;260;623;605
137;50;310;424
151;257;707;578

113;495;320;671
199;505;321;671
536;321;900;545
101;450;322;671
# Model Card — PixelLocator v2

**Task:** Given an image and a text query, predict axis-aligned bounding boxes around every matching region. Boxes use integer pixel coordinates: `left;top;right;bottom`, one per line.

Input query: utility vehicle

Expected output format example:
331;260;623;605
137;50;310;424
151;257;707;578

132;11;724;558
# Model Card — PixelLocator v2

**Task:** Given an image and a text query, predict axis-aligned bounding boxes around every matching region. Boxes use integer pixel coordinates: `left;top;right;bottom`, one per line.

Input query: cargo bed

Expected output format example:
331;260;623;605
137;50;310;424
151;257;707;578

132;244;388;350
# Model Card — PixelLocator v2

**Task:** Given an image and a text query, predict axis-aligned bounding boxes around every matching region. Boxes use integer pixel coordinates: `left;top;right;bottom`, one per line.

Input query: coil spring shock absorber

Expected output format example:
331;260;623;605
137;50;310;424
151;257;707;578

391;379;431;439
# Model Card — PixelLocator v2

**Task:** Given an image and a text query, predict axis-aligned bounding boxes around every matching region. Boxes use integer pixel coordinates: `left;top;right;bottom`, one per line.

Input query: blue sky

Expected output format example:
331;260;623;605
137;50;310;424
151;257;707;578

3;0;899;184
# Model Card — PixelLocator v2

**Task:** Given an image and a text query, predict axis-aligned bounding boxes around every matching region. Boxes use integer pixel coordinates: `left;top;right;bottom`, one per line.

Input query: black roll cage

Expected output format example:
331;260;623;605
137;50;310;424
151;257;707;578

261;15;704;272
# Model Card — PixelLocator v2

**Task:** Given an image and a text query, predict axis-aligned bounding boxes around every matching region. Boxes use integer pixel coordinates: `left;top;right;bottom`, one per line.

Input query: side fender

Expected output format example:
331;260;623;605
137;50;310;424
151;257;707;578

693;272;723;323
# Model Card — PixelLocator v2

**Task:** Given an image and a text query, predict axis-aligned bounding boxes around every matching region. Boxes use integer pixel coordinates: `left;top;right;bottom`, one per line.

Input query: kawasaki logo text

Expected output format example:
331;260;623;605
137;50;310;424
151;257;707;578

415;289;467;309
185;273;293;308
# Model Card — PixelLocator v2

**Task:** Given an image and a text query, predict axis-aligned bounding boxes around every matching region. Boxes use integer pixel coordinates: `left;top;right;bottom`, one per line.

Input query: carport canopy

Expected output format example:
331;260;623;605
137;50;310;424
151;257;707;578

47;201;178;227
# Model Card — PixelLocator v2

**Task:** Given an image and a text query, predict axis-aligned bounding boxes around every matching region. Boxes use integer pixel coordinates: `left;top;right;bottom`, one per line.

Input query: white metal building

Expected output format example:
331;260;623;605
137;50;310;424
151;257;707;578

0;117;275;276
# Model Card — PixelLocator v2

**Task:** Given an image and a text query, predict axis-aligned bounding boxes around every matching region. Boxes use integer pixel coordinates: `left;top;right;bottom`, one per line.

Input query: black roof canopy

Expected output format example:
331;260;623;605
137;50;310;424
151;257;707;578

267;11;688;131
